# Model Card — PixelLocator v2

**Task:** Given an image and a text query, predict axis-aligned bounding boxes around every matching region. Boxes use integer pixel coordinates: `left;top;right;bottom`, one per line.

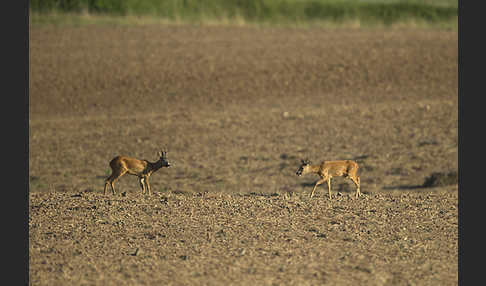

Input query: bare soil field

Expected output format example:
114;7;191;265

29;25;458;285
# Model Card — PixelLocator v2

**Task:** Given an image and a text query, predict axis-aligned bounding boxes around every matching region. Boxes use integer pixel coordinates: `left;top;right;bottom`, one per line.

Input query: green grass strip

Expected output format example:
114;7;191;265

30;0;457;26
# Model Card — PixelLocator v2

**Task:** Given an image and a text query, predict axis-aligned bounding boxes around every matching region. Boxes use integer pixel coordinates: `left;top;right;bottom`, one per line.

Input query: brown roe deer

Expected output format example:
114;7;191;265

104;150;171;196
296;159;361;199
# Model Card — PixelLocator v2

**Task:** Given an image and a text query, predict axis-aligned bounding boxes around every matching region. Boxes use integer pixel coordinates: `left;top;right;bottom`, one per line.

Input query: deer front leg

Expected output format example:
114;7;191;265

354;176;361;198
144;176;152;195
310;178;327;198
139;177;145;194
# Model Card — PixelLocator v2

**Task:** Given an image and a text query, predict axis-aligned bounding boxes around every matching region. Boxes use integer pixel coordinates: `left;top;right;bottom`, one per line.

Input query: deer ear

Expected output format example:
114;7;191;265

157;151;162;157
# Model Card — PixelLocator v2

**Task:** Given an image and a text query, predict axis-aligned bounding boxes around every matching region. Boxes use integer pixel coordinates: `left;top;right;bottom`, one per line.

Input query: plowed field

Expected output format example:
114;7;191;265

29;25;458;285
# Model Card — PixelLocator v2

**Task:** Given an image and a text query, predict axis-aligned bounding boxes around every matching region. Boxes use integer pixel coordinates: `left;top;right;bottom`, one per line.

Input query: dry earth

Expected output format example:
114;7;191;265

29;25;458;285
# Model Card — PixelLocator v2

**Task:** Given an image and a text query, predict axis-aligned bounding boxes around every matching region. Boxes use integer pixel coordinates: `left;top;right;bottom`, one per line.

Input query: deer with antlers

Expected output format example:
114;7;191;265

104;150;171;196
296;159;361;199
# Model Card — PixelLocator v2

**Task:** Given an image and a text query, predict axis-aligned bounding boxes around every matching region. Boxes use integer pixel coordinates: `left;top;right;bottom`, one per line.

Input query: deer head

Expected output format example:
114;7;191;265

296;159;312;176
157;149;171;168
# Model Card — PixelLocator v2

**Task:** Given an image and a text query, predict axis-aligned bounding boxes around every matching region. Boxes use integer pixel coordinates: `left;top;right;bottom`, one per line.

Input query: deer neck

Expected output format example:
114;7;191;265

310;164;322;175
147;160;164;173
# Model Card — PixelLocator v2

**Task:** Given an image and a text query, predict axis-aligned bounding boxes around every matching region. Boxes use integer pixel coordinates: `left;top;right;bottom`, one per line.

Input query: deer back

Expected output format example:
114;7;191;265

111;156;148;175
321;160;358;177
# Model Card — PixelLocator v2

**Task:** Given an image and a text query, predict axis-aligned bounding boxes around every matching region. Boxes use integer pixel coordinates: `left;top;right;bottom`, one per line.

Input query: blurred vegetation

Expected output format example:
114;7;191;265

30;0;457;26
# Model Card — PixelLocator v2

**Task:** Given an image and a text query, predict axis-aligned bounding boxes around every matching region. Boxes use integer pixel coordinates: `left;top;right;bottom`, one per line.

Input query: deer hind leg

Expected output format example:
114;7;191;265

104;174;115;195
106;169;126;195
104;178;110;195
104;172;117;195
347;163;360;198
350;175;361;198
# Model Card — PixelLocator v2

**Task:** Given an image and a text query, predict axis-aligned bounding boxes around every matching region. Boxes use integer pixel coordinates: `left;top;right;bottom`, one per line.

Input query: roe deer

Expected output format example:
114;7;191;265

104;150;171;196
296;159;361;199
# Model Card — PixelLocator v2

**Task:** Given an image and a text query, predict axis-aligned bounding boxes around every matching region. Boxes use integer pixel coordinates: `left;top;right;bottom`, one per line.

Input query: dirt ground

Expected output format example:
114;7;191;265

29;25;458;285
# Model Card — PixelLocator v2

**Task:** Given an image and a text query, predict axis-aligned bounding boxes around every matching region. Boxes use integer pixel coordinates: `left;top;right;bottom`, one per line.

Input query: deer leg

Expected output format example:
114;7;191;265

327;177;332;200
104;173;116;195
348;175;360;198
139;177;145;194
110;181;116;195
353;176;361;198
145;176;151;196
104;178;110;195
108;170;126;195
310;178;326;198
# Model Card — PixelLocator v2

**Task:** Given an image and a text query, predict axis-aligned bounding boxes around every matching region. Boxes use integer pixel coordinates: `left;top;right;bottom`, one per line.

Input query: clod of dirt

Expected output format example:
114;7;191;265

422;171;458;187
131;248;139;256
